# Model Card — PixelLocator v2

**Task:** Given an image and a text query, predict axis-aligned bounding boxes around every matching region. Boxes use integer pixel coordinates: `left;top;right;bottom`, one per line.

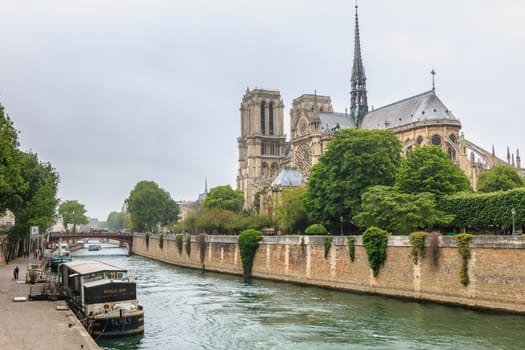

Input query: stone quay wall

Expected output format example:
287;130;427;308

133;234;525;313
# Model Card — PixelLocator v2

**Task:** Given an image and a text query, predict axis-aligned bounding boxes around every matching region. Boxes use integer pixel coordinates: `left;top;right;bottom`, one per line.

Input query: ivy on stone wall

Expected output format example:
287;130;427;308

362;227;390;277
159;233;164;249
324;236;333;258
456;233;472;286
176;234;183;255
145;232;150;249
185;234;191;256
348;236;356;262
408;231;427;264
197;233;207;264
238;229;263;278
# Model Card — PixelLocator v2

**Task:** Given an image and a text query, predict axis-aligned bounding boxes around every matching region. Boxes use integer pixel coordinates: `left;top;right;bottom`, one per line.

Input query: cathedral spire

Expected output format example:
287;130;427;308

350;1;368;126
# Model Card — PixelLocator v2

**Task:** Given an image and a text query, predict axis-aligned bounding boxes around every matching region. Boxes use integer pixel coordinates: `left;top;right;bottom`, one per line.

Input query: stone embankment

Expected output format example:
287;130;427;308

0;258;99;350
133;233;525;314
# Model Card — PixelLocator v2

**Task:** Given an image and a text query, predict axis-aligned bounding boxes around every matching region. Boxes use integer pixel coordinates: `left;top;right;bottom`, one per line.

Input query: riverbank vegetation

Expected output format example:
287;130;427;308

1;103;59;260
237;229;263;278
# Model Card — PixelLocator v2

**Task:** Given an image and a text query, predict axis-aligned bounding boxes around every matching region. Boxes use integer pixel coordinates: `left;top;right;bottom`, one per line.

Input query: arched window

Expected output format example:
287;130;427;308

416;136;424;145
449;134;457;144
269;102;274;136
261;162;268;177
431;135;442;146
260;102;266;135
448;145;456;161
271;163;279;177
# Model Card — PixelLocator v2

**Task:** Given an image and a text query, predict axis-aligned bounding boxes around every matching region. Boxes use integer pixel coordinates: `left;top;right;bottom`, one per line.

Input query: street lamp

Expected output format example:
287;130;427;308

511;208;516;235
340;216;343;236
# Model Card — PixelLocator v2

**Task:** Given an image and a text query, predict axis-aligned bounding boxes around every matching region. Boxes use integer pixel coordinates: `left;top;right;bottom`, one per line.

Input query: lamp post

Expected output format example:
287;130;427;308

511;208;516;235
340;216;343;236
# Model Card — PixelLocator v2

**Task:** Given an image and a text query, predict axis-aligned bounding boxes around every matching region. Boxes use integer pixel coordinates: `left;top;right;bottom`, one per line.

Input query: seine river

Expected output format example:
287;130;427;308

72;244;525;350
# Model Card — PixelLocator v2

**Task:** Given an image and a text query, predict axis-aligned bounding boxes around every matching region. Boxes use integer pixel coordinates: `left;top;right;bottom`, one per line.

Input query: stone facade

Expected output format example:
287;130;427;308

236;6;523;212
133;234;525;314
237;89;287;210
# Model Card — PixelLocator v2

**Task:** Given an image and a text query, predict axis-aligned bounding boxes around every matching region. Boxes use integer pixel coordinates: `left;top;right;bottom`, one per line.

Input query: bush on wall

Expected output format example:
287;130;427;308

145;232;150;249
237;229;263;278
324;236;333;258
348;236;356;262
456;233;472;286
176;234;183;254
159;233;164;249
305;224;328;235
362;226;390;277
408;231;427;264
185;234;191;256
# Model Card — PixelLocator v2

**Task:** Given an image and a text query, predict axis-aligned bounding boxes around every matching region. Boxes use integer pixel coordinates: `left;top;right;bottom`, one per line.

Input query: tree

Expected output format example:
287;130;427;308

195;208;238;234
1;103;60;258
106;211;131;231
59;200;88;233
203;185;244;212
126;181;180;232
0;104;25;213
477;165;525;193
274;187;309;234
353;185;453;234
396;146;470;197
304;129;402;229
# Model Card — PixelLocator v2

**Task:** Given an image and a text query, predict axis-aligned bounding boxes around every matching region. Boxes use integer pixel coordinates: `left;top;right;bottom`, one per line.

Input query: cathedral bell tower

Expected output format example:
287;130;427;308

237;88;286;210
350;4;368;126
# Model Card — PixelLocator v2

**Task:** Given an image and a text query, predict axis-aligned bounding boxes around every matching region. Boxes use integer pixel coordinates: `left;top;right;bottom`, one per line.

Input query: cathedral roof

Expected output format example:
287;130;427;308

319;112;356;134
360;90;459;130
271;168;303;187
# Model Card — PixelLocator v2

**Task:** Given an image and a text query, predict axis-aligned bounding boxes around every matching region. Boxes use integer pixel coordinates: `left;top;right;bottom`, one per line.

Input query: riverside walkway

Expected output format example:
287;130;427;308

0;258;99;350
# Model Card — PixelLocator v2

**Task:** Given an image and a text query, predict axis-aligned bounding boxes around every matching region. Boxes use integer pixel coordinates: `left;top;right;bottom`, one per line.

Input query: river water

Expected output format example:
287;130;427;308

72;244;525;350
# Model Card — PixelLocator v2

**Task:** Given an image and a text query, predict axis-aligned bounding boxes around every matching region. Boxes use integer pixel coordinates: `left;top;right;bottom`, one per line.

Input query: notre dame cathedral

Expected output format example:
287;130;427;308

237;5;523;214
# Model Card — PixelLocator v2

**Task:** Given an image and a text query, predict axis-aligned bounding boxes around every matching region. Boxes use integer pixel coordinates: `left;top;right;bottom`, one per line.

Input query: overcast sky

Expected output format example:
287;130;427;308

1;0;524;221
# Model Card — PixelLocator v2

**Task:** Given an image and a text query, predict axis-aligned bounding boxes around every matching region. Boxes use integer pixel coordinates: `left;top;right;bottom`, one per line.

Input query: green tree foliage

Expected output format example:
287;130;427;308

304;224;328;235
1;104;60;258
58;200;89;233
437;188;525;233
477;165;525;193
253;192;261;213
304;129;402;229
274;187;309;234
106;211;131;231
237;229;263;278
362;226;390;277
196;208;237;234
396;146;470;197
0;104;25;212
353;186;453;234
203;185;244;213
126;181;180;232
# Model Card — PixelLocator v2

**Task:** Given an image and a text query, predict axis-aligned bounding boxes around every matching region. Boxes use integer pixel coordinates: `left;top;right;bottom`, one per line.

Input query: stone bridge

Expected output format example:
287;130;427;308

47;231;133;253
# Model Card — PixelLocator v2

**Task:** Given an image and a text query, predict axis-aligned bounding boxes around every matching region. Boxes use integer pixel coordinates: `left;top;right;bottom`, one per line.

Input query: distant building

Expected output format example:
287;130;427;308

0;209;15;230
177;178;210;222
237;5;523;213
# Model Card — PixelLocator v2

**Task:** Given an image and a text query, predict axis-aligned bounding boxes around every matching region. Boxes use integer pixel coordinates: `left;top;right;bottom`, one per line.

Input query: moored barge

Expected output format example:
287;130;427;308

59;260;144;337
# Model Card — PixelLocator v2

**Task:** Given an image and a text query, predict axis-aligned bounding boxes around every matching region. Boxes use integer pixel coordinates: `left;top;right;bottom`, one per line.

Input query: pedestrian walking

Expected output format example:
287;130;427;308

13;266;19;280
